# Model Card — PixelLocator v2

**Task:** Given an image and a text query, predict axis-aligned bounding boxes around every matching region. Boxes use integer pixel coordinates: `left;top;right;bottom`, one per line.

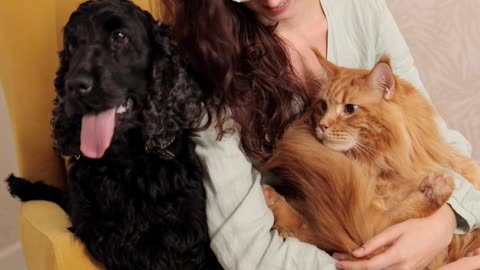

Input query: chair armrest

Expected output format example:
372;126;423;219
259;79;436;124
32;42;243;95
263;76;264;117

19;201;104;270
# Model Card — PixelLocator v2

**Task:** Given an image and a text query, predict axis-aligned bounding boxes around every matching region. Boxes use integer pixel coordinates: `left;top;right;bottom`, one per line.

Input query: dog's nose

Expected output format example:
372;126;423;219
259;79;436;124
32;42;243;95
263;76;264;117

66;76;93;95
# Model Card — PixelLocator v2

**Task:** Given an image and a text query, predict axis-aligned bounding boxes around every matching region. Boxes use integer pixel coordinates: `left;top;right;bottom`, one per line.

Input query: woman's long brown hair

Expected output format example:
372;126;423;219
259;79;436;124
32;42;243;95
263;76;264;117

161;0;307;160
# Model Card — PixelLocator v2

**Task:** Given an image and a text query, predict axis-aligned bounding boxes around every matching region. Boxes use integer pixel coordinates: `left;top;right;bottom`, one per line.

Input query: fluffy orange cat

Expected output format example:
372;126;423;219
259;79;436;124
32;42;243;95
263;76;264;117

263;50;480;268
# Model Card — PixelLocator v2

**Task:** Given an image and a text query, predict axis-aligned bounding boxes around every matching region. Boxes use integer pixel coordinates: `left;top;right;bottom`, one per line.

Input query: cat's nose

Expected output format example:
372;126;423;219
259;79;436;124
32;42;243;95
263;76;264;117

319;124;328;132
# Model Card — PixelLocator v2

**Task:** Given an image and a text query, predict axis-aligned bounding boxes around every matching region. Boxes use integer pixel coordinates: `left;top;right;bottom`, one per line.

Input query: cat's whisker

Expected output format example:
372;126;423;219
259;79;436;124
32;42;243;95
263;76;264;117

354;143;374;156
354;144;373;159
357;141;380;154
352;140;378;159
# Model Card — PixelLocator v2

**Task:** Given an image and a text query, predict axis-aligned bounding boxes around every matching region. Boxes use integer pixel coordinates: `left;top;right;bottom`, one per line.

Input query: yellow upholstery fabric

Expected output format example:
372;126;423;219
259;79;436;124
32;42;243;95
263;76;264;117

19;201;104;270
0;0;68;188
0;0;158;269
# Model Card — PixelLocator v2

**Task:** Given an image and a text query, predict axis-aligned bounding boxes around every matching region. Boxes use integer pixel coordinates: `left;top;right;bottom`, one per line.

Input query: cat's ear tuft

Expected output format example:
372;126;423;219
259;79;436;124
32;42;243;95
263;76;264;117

311;47;338;80
367;55;395;100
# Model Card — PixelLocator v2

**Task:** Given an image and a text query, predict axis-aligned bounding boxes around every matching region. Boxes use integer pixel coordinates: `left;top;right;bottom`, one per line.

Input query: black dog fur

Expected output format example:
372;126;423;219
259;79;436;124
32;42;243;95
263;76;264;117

6;1;220;269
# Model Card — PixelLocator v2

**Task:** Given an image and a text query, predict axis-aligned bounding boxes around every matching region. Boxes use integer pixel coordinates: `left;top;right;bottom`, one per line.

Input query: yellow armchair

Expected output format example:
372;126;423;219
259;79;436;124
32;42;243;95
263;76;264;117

0;1;159;269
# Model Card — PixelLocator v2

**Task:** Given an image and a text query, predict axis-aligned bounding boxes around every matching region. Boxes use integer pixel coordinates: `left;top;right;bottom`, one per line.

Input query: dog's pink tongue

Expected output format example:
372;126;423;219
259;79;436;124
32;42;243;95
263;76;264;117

80;108;116;159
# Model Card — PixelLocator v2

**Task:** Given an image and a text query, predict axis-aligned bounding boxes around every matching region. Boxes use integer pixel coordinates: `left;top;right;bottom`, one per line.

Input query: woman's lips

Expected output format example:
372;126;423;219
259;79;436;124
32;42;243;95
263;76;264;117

264;0;290;15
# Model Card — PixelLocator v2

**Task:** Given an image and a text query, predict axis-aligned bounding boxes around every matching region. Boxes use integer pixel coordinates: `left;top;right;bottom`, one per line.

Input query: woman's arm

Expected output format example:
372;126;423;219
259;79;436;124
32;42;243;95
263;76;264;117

191;117;337;270
374;0;479;234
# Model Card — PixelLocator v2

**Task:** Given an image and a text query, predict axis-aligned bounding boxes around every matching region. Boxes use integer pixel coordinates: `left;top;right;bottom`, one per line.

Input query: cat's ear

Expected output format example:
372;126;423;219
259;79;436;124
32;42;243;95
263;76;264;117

367;55;395;100
311;47;338;80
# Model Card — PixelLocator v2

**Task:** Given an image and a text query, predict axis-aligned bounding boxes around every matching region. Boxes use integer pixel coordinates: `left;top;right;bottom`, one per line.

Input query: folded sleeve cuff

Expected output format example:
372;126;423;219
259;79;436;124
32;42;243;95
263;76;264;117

447;196;475;235
447;170;479;234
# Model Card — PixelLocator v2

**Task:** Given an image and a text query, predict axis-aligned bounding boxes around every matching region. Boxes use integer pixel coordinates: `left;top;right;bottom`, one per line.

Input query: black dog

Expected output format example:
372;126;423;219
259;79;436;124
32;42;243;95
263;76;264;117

7;1;221;269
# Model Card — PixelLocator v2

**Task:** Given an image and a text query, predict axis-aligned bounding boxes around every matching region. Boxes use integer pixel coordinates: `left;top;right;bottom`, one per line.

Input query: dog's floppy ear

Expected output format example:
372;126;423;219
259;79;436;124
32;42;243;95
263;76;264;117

51;43;82;157
143;25;203;159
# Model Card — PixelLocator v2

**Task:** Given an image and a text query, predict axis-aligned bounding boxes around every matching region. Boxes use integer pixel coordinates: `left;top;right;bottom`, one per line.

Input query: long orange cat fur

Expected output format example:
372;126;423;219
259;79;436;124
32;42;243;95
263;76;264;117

263;49;480;268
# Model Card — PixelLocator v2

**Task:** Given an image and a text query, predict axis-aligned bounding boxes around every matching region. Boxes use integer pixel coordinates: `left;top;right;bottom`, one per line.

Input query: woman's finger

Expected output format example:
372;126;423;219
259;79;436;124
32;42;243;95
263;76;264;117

332;252;356;261
467;248;480;257
336;248;398;270
353;226;402;258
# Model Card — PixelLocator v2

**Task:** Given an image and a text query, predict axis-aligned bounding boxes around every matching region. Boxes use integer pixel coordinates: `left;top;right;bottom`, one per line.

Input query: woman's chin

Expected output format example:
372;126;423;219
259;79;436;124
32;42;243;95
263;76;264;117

259;0;294;22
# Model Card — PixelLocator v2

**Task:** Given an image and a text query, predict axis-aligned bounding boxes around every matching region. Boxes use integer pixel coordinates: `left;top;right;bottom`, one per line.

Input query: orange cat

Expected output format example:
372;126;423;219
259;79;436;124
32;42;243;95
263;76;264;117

263;50;480;268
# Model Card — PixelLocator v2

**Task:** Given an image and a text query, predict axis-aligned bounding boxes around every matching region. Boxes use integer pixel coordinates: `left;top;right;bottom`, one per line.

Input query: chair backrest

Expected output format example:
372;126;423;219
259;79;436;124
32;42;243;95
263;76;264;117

0;0;157;187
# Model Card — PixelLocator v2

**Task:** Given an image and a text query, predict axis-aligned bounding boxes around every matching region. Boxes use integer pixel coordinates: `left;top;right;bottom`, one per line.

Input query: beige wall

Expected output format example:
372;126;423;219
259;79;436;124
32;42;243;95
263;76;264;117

0;83;18;179
0;82;25;269
387;0;480;163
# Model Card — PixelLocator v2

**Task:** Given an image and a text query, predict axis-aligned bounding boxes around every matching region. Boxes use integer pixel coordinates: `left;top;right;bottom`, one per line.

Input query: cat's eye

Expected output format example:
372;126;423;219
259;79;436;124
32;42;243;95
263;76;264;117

111;31;129;44
320;100;328;112
344;104;358;114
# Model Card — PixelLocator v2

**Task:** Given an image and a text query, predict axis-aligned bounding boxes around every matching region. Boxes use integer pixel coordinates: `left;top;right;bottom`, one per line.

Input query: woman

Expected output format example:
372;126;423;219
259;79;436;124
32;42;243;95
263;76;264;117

161;0;480;269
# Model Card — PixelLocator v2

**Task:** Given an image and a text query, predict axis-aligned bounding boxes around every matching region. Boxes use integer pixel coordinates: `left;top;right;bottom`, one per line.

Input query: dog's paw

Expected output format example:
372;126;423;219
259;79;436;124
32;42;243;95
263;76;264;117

419;173;454;207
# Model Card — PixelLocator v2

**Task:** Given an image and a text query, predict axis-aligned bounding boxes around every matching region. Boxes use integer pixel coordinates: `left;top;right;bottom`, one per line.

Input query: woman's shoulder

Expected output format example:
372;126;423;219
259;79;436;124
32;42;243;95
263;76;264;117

325;0;387;20
325;0;390;68
191;110;240;147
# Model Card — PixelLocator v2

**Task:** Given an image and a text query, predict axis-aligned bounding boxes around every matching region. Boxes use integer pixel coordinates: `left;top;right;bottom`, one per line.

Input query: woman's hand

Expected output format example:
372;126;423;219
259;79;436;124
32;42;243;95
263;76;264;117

335;204;456;270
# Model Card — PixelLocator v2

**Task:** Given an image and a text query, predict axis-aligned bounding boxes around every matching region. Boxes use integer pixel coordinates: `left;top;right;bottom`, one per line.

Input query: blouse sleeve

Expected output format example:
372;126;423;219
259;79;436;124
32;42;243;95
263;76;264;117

374;0;480;234
191;117;338;270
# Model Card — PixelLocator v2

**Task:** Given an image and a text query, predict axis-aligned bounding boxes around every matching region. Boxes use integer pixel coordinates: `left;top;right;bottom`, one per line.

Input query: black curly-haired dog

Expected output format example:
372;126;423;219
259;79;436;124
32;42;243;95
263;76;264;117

6;1;221;269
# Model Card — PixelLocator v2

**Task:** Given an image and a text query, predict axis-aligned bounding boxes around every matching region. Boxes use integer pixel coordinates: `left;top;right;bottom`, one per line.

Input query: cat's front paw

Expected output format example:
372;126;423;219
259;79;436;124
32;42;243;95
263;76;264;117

419;173;455;207
262;185;285;208
262;185;312;241
275;225;296;238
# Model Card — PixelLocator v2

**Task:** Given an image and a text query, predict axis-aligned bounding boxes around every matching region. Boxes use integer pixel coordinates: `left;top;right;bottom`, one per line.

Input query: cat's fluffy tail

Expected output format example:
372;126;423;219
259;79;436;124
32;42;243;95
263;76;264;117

264;118;386;254
5;174;67;212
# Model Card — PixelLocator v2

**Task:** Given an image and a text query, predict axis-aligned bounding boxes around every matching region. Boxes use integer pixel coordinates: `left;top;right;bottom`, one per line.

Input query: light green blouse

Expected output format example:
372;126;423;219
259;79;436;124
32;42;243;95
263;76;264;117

191;0;478;269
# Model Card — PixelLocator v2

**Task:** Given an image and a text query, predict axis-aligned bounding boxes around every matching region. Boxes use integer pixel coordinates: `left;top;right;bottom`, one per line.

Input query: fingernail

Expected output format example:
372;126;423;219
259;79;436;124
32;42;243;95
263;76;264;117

353;247;365;256
335;263;344;269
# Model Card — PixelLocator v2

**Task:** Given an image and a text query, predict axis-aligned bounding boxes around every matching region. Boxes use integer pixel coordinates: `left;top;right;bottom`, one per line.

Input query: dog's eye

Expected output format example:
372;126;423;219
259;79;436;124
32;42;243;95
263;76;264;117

66;38;78;52
67;43;76;52
111;31;129;44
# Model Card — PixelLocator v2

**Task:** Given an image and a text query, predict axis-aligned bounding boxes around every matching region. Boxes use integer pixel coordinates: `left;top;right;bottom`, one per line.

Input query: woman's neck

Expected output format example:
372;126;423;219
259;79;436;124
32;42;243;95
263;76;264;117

274;0;328;85
276;0;325;34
